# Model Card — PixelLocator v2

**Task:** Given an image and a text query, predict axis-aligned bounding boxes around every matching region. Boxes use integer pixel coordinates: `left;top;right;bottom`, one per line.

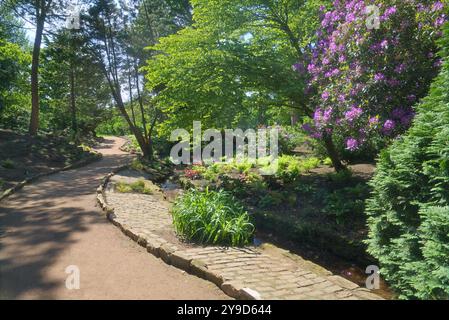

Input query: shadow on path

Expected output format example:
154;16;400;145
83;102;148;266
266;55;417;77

0;137;227;300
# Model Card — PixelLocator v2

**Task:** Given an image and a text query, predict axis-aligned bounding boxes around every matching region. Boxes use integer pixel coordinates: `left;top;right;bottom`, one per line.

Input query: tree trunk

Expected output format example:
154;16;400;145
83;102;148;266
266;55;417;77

69;61;77;135
291;111;298;126
109;82;151;159
323;134;346;172
29;15;45;135
134;61;148;140
116;98;151;159
127;70;136;126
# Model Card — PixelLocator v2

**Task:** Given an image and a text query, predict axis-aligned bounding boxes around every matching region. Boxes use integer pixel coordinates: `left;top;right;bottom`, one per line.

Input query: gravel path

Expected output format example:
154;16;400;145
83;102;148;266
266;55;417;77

0;137;228;299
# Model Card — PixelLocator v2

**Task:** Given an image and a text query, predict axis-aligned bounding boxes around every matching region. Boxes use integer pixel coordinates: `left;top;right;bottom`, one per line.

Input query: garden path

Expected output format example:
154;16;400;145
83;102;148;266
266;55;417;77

0;137;228;299
103;169;383;300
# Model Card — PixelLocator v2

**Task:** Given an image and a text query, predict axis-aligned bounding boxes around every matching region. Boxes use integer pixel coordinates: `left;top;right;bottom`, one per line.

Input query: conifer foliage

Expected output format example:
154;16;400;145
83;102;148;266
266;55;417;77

366;22;449;299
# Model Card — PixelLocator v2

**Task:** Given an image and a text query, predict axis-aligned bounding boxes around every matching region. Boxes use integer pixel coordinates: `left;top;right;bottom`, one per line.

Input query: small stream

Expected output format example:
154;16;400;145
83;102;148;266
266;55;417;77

161;179;183;202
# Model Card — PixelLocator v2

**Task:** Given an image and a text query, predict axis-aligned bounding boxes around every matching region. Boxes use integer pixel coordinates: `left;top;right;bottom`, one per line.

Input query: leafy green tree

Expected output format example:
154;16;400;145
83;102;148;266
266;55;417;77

144;0;328;136
80;0;192;158
366;21;449;299
40;30;110;137
126;0;193;153
5;0;68;135
0;3;31;130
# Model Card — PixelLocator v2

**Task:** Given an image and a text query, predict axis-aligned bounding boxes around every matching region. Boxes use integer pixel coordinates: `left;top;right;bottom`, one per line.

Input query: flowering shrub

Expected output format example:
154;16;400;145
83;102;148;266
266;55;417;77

301;0;447;154
184;169;202;180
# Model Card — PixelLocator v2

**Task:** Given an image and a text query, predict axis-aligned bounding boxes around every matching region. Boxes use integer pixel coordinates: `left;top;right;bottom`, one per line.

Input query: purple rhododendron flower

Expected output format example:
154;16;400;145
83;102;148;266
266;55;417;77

374;73;386;82
346;138;359;151
394;64;406;74
302;123;312;132
307;63;316;73
369;116;379;126
323;108;333;123
392;108;406;119
400;113;414;126
314;108;322;123
344;106;363;122
407;94;417;102
383;120;396;132
433;2;444;12
382;6;397;20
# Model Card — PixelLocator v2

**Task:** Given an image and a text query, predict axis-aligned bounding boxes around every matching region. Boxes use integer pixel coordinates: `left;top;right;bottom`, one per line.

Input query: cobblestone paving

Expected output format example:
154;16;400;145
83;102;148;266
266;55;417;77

104;179;382;300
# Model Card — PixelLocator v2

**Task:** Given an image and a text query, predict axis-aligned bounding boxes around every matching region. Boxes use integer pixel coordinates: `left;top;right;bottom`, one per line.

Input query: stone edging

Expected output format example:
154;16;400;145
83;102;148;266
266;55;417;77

96;169;383;300
96;167;258;300
0;151;102;203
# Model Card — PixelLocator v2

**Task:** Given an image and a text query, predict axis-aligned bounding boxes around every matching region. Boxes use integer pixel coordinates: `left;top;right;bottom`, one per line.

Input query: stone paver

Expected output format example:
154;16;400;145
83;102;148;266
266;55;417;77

103;175;383;300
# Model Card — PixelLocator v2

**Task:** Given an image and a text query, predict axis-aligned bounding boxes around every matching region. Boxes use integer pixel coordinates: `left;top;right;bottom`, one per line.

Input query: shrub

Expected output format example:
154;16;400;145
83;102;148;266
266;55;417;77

276;155;321;182
366;23;449;299
303;0;446;157
259;191;285;209
1;159;15;169
171;188;254;246
276;155;302;182
323;183;369;224
184;168;202;180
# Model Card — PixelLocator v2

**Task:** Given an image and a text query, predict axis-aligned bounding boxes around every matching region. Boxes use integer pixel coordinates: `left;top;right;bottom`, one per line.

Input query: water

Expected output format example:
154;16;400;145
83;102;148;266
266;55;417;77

161;179;183;202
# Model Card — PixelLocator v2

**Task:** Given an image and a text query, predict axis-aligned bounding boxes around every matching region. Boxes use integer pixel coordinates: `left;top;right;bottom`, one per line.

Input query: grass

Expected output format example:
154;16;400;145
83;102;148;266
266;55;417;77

116;180;153;194
172;188;255;246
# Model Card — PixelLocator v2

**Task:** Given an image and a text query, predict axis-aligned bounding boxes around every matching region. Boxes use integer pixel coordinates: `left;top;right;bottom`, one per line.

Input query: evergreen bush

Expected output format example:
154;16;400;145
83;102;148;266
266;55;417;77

366;23;449;299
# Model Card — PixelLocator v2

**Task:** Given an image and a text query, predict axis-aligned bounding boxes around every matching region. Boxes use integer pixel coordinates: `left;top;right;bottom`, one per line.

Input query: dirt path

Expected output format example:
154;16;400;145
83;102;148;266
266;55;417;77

0;137;228;299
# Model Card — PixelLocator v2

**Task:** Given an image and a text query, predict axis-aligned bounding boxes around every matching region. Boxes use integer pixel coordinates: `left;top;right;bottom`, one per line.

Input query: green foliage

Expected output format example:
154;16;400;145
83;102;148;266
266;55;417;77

276;155;302;182
326;169;353;185
322;183;369;224
40;30;111;137
144;0;329;136
1;158;15;169
276;155;321;182
172;188;254;246
130;157;165;172
259;191;286;208
116;180;153;195
128;159;143;172
322;157;333;166
366;24;449;299
0;5;31;131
